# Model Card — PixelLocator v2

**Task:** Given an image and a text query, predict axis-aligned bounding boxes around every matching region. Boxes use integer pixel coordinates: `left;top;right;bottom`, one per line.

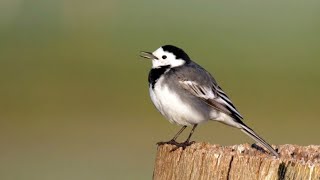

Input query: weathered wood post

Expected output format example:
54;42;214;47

153;143;320;180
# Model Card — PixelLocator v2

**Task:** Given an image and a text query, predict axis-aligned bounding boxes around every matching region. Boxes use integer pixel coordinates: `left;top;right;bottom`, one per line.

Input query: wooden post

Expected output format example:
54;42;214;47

153;143;320;180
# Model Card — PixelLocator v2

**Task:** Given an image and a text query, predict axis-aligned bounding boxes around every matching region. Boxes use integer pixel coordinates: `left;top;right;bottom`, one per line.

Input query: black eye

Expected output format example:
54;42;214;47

162;55;167;59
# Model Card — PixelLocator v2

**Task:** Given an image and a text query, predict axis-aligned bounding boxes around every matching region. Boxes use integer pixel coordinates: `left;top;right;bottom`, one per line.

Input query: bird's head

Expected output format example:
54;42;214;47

140;45;191;68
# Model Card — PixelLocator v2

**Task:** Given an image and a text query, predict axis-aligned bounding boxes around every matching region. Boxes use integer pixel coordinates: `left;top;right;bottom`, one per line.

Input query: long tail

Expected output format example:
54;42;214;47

240;124;279;157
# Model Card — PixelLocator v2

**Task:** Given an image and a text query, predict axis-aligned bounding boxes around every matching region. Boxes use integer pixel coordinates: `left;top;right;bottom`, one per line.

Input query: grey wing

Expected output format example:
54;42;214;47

174;62;244;123
173;63;280;157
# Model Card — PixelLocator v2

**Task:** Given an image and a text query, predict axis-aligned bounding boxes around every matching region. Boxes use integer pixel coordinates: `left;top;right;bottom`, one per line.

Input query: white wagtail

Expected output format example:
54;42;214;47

140;45;279;157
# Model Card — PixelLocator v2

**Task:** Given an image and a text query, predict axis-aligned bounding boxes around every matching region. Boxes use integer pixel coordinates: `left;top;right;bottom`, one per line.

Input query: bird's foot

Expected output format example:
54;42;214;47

157;139;180;146
170;140;195;152
157;139;195;151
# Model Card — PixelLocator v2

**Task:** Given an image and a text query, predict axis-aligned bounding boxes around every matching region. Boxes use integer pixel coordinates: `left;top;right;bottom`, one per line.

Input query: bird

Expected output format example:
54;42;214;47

140;45;279;157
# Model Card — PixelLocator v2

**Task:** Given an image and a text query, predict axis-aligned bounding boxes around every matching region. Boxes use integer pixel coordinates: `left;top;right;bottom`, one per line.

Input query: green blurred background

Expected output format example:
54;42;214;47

0;0;319;179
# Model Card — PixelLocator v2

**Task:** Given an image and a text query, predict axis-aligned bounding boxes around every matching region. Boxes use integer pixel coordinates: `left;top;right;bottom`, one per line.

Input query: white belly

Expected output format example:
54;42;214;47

149;78;208;126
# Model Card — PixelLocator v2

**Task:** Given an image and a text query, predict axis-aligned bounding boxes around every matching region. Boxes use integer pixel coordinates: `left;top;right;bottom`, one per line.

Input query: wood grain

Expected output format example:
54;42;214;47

153;143;320;180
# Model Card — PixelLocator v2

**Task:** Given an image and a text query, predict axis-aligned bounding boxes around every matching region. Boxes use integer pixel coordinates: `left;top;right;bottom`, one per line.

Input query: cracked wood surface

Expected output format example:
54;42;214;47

153;143;320;180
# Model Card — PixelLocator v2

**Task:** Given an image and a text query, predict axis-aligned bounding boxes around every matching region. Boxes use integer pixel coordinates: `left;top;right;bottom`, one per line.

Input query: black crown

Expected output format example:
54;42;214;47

162;45;191;61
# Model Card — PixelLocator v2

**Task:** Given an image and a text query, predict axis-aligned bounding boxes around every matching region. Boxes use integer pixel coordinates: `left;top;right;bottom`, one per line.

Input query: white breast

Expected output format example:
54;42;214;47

149;76;208;126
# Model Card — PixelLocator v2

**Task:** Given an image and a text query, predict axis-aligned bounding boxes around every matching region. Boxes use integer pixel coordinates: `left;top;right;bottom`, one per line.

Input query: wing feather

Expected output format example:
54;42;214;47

179;80;243;121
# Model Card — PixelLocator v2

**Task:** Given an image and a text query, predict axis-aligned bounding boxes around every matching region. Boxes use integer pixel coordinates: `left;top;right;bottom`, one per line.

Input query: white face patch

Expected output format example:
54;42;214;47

151;47;186;68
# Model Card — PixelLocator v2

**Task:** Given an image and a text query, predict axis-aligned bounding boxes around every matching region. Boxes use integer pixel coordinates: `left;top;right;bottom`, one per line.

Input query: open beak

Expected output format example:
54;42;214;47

140;51;158;60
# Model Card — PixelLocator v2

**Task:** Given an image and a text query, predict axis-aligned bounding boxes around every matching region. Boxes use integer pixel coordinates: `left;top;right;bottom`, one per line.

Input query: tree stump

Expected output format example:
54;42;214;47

153;143;320;180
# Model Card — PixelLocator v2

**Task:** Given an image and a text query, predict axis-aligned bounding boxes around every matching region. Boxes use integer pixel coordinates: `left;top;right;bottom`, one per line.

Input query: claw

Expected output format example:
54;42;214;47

170;141;195;151
157;139;195;151
157;139;179;146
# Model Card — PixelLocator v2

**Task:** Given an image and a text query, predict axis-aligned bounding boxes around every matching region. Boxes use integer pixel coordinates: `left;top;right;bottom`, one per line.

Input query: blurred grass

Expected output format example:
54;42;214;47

0;0;320;179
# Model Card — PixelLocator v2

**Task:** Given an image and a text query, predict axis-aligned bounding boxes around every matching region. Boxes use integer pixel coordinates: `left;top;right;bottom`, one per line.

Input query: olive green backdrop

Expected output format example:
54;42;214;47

0;0;319;179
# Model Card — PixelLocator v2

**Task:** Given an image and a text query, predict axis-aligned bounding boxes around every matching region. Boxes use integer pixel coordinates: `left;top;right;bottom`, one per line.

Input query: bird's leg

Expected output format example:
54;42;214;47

157;126;187;146
170;124;198;151
184;124;198;143
171;125;187;141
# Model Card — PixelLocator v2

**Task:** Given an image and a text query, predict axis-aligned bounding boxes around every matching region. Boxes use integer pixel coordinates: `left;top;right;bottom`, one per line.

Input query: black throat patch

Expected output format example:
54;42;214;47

148;65;171;88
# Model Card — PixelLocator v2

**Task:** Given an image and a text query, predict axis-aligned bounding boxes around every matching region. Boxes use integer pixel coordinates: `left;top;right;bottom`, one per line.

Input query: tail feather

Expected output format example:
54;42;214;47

240;124;279;158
